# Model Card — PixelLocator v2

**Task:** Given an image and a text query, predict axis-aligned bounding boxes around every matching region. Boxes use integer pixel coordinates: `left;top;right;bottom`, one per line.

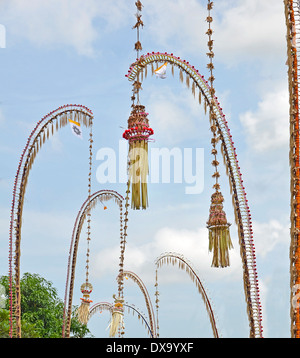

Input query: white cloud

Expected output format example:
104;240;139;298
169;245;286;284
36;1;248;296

1;0;286;63
145;0;286;65
1;0;131;56
214;0;286;64
91;216;290;287
240;87;289;152
252;219;290;258
145;0;206;56
92;225;243;284
18;208;76;256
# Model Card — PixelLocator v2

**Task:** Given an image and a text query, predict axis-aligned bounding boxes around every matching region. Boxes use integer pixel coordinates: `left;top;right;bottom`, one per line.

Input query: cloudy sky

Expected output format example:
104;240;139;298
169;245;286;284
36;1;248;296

0;0;291;338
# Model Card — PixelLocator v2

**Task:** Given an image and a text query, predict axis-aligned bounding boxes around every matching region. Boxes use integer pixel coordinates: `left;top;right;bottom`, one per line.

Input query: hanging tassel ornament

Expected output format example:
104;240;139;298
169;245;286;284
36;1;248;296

207;191;233;267
123;105;153;209
206;0;232;268
123;0;153;210
108;295;125;337
76;282;93;324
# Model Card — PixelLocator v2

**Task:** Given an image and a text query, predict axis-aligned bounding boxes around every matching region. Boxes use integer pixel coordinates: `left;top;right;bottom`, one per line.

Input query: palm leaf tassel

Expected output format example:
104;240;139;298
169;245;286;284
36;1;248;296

108;296;124;337
76;282;93;325
124;104;153;210
207;191;233;267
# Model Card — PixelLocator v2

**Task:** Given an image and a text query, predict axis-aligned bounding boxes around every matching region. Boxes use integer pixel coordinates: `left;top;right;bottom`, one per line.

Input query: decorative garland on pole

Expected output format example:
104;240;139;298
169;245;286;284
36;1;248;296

206;1;233;268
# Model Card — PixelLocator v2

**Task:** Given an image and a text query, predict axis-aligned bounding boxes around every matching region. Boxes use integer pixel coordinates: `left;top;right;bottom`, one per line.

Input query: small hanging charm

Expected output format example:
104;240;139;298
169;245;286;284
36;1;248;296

76;282;93;325
123;105;153;209
108;295;125;337
207;191;233;267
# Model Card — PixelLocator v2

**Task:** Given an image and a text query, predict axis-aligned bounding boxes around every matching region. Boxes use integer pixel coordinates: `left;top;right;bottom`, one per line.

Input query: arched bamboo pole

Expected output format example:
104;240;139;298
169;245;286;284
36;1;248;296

156;252;219;338
126;53;263;338
62;190;124;337
89;301;153;337
8;104;93;338
122;270;157;337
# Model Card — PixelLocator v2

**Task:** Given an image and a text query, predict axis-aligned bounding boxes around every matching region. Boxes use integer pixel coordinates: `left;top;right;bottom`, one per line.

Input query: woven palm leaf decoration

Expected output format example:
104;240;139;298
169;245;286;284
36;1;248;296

206;1;233;267
207;191;233;267
123;105;153;209
123;0;153;210
76;282;93;325
108;295;125;337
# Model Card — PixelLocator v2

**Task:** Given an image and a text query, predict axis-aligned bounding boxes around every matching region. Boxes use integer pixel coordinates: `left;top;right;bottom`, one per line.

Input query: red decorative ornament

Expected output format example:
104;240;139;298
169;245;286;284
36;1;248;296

123;104;154;210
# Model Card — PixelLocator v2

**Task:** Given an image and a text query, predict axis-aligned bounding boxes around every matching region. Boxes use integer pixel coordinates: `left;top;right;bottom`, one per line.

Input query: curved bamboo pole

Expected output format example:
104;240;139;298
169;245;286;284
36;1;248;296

8;104;93;338
156;252;219;338
284;0;300;338
62;190;124;337
122;270;157;337
89;301;153;337
126;53;263;338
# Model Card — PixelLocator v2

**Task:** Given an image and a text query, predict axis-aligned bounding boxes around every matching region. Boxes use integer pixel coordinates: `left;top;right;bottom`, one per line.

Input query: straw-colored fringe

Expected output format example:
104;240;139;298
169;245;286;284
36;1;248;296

76;301;90;325
199;91;202;105
129;140;148;210
208;228;233;268
192;82;196;97
108;311;123;337
179;69;184;83
156;254;218;338
186;74;190;88
24;111;93;177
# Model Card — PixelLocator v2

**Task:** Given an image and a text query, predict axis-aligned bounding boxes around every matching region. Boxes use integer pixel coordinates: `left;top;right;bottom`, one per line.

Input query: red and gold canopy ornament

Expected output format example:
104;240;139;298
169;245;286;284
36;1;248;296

123;104;153;210
207;191;233;268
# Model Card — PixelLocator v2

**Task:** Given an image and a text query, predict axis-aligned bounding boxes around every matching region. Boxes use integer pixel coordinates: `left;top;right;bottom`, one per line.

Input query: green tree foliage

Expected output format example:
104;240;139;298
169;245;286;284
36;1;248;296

0;273;92;338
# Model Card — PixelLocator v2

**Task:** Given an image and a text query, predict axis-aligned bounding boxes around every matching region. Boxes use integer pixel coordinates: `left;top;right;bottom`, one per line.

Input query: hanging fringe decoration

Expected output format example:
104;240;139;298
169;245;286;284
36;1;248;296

192;81;196;97
179;69;184;83
123;0;153;210
186;74;190;88
76;282;93;325
205;0;233;268
123;104;153;210
207;191;233;267
108;295;124;337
